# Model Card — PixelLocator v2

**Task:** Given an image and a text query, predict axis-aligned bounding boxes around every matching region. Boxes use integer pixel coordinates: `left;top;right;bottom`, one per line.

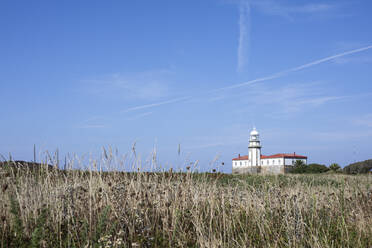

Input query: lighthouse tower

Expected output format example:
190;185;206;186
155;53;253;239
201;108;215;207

248;127;262;167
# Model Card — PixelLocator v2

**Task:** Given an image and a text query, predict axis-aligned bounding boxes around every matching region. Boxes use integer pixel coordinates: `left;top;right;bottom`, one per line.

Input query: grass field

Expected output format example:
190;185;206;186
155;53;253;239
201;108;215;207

0;160;371;247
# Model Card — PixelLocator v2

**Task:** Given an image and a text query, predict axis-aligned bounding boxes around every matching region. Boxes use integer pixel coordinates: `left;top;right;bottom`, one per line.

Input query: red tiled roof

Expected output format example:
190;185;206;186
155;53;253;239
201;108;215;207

232;153;307;160
232;155;248;161
262;153;307;159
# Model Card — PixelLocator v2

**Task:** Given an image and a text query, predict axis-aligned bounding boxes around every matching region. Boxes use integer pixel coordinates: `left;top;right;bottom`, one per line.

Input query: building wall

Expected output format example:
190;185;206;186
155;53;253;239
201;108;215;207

232;160;259;174
261;158;284;167
232;160;249;168
232;158;306;174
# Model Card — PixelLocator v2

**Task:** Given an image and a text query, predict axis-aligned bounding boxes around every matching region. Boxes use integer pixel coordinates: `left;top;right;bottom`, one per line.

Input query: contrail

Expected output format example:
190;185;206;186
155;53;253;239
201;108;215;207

126;112;153;121
121;45;372;113
218;44;372;91
122;96;191;113
288;45;372;72
237;1;251;72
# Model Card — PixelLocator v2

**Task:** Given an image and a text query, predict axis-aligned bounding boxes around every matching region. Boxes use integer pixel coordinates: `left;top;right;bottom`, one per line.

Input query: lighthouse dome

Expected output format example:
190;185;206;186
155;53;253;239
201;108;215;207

250;127;259;136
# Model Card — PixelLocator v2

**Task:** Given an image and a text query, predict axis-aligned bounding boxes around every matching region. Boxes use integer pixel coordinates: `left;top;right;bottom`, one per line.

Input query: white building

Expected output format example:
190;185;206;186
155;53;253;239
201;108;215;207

232;128;307;174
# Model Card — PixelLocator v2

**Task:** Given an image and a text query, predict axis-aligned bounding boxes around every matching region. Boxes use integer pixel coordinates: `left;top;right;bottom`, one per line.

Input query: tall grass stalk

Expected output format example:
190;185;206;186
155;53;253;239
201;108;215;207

0;151;371;247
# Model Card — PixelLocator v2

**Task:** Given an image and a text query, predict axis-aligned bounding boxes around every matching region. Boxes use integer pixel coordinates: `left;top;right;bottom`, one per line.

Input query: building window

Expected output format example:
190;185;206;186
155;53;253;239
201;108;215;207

240;162;242;166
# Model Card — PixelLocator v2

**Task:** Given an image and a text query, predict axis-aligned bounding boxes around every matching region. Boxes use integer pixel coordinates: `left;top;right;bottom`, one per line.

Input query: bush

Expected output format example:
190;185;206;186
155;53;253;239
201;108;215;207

290;160;307;173
307;163;330;173
329;163;341;172
343;159;372;174
290;162;329;174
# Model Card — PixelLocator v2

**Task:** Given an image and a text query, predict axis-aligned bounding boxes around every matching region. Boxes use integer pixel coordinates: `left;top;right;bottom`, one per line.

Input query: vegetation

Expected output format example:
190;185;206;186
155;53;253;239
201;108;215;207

329;163;341;172
290;161;329;174
343;159;372;174
0;158;371;247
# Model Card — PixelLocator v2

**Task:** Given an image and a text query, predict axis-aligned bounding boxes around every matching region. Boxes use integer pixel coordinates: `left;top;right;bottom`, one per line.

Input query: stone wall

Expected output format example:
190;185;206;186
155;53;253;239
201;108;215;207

233;165;295;174
232;166;261;174
261;165;285;174
232;165;294;174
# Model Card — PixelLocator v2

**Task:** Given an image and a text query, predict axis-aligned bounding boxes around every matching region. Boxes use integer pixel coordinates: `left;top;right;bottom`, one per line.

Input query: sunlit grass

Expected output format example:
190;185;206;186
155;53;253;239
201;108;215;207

0;152;371;247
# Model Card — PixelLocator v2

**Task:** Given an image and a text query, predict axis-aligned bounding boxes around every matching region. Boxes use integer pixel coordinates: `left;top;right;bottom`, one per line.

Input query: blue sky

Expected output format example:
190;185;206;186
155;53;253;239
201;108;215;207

1;0;372;172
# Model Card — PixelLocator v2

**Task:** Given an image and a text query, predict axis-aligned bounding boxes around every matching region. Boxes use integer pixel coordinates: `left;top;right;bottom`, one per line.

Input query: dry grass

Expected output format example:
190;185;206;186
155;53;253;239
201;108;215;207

0;155;371;247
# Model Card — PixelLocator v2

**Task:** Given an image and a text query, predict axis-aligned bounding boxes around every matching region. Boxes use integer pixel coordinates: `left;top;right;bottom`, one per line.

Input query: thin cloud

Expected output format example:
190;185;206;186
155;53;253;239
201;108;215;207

296;96;345;106
216;44;372;91
353;114;372;127
309;130;372;140
287;45;372;72
294;4;333;13
251;0;336;19
237;82;347;114
207;95;227;102
185;142;226;150
236;85;372;117
82;116;104;123
121;45;372;114
333;56;372;65
82;69;173;101
237;0;250;72
121;96;191;113
126;112;153;121
78;124;105;129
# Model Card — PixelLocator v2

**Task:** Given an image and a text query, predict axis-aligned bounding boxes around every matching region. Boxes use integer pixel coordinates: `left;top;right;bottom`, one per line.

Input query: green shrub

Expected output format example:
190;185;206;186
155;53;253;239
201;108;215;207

9;194;26;247
290;162;329;174
329;163;341;172
30;207;49;248
343;159;372;174
307;163;330;173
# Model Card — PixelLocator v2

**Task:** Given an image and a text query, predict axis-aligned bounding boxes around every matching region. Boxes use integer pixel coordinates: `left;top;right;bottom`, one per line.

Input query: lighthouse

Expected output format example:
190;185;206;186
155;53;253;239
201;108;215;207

232;127;307;174
248;127;261;167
